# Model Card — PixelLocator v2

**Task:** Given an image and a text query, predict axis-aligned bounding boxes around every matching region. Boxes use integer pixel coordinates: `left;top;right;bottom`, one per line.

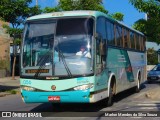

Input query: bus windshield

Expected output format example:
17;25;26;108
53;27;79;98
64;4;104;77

21;17;94;78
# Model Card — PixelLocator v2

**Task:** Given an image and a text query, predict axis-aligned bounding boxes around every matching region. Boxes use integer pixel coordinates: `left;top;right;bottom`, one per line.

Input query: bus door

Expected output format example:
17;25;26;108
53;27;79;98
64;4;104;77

95;34;108;88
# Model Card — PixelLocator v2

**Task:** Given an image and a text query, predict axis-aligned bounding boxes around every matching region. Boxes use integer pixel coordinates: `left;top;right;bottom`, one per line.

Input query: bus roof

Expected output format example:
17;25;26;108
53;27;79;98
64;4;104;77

27;10;144;36
27;10;101;20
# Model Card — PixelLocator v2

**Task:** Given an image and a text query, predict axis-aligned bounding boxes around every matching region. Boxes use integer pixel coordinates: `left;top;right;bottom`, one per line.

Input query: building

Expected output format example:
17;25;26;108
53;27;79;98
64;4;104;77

0;20;11;77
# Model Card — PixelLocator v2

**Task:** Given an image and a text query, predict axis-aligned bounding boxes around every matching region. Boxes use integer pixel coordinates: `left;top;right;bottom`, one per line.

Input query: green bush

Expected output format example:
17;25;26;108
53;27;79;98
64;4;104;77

147;48;158;65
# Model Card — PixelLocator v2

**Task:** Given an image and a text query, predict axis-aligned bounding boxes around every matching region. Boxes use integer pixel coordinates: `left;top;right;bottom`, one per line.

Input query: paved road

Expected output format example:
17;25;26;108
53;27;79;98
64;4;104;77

0;82;160;120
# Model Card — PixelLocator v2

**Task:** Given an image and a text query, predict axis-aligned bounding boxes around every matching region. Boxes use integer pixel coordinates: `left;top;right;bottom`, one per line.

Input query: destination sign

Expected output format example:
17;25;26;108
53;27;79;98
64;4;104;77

25;69;49;73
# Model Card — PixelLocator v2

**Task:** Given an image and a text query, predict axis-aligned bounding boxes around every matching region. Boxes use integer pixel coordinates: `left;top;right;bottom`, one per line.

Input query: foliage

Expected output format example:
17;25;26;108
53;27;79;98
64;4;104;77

110;12;124;21
130;0;160;44
0;0;41;41
147;48;158;65
58;0;108;14
2;24;22;45
43;6;60;13
0;0;41;78
6;90;17;94
43;0;108;14
132;19;147;34
43;0;124;21
0;0;41;28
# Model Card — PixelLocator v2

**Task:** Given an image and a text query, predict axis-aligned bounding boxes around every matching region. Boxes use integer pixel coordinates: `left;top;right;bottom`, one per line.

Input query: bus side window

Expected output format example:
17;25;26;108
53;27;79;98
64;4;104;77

130;31;135;49
96;34;101;64
116;25;123;47
96;34;106;68
96;17;107;70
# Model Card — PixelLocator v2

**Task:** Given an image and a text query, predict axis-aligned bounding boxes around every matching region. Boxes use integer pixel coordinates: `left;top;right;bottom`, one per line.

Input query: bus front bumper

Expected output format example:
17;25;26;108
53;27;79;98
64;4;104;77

21;90;90;103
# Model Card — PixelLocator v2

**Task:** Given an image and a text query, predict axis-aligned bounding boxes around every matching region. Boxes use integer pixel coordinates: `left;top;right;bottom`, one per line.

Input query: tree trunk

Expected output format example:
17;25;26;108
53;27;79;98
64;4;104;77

12;56;16;80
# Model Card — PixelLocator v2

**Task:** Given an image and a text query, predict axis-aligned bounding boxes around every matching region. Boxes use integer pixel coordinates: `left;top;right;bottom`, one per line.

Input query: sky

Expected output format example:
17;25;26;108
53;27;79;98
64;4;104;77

31;0;160;50
31;0;146;26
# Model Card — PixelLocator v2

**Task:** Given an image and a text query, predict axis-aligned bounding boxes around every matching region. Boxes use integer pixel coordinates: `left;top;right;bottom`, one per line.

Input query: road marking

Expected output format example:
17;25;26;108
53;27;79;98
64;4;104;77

137;103;160;106
140;107;160;110
142;101;160;103
140;107;155;110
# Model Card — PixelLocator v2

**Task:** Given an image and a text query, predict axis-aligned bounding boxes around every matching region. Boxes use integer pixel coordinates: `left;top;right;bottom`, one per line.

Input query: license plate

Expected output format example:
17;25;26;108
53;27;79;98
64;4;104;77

151;77;156;80
48;96;60;102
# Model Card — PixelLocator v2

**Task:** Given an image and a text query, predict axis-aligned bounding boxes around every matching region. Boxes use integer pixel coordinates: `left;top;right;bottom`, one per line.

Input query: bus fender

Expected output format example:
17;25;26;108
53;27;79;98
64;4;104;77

107;73;116;97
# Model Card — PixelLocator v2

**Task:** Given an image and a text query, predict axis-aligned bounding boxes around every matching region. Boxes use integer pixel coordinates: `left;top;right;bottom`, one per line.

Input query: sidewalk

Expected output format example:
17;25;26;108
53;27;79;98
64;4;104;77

0;76;20;97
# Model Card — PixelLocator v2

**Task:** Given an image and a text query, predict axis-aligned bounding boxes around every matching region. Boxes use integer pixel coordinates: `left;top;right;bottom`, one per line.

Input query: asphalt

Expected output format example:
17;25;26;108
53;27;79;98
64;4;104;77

0;76;20;97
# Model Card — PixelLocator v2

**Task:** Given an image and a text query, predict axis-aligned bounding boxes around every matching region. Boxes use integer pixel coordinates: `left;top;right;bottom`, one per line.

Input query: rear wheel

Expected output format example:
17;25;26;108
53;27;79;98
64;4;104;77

135;74;141;93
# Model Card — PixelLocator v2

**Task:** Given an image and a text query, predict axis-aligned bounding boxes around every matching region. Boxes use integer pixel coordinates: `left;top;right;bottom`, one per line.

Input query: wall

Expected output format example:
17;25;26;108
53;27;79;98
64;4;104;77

0;20;11;77
147;65;156;72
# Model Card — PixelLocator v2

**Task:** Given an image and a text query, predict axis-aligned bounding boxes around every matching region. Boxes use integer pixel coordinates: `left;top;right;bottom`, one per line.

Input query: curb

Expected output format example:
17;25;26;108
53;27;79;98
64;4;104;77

0;92;12;97
0;89;20;97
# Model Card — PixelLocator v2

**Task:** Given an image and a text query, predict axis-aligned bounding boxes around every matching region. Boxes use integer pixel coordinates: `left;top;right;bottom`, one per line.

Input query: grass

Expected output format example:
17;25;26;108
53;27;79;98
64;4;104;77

6;90;18;94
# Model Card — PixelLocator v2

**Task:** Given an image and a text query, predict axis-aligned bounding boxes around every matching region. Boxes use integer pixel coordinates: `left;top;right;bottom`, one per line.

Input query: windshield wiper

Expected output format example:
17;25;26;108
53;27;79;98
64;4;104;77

58;50;72;78
55;38;72;78
34;50;52;78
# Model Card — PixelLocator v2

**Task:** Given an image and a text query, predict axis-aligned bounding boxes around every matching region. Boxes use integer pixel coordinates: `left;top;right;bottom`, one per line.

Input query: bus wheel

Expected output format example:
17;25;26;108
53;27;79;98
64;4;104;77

135;74;140;93
107;85;114;106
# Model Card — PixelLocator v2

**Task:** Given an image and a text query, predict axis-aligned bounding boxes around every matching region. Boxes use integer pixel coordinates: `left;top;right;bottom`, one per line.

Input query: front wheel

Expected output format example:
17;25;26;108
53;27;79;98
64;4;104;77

107;87;114;106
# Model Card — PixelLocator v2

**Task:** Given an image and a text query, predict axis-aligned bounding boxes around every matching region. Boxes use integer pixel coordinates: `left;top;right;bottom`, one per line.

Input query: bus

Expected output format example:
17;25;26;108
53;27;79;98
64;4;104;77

20;11;147;106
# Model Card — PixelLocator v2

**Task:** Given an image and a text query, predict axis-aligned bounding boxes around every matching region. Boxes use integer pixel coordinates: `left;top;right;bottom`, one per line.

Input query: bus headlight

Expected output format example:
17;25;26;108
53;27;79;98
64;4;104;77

21;86;36;91
73;83;94;91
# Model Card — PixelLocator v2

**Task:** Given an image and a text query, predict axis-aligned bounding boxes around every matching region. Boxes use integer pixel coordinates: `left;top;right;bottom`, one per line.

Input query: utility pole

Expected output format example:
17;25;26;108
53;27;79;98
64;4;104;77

145;13;148;20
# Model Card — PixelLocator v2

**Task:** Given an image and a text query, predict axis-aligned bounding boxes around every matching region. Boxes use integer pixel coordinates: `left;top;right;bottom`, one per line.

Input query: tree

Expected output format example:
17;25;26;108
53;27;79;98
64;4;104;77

43;0;108;14
147;48;158;65
0;0;41;79
130;0;160;44
58;0;108;14
43;6;60;13
110;12;124;21
43;0;124;21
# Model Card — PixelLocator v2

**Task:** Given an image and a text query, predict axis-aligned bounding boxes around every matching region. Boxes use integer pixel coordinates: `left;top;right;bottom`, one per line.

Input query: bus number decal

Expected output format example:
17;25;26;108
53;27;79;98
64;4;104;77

23;80;32;85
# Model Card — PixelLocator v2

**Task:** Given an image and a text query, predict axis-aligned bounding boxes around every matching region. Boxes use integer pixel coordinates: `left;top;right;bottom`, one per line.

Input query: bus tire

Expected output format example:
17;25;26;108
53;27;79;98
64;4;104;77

135;73;141;93
106;79;116;107
107;86;114;106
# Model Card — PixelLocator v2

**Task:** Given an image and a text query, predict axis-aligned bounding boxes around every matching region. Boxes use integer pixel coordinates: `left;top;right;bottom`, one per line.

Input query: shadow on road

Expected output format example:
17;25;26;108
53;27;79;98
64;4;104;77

146;81;160;85
0;85;19;92
114;83;146;103
30;83;147;113
31;101;106;112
